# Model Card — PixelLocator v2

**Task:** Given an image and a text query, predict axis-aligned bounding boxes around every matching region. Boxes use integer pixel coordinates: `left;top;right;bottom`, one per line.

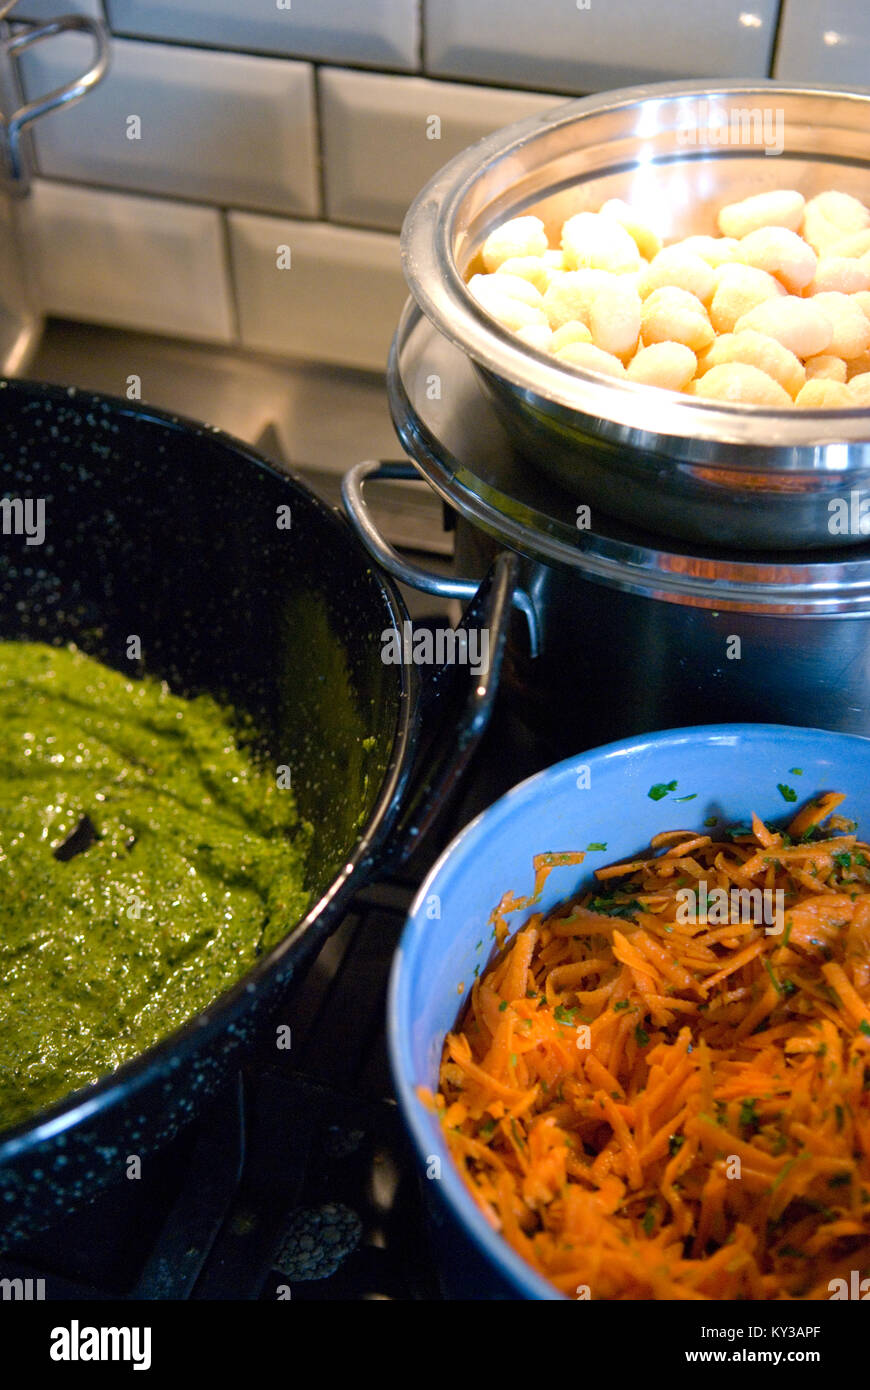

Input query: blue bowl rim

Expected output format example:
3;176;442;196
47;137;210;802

388;721;870;1300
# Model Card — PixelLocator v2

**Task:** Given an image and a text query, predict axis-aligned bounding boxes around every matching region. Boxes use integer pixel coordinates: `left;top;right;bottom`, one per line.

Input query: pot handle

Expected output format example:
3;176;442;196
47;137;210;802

341;459;539;655
342;460;534;871
384;545;518;870
3;13;110;187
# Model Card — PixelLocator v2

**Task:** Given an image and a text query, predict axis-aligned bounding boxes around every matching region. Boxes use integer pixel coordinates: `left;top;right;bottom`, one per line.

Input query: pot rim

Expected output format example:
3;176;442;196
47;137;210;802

0;376;418;1162
401;78;870;462
389;302;870;613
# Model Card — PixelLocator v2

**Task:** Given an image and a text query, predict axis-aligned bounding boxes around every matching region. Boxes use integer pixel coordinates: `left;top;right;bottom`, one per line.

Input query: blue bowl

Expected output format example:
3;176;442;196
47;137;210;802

388;724;870;1300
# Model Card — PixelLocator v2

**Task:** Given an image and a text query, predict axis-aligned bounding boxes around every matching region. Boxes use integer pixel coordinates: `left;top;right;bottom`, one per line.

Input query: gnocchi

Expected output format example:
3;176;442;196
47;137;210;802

641;287;714;352
717;189;805;239
734;296;833;360
626;342;697;390
709;263;786;335
805;354;848;383
795;379;855;409
697;330;805;400
552;341;627;377
482;216;549;272
561;212;641;274
468;187;870;408
689;362;792;407
848;373;870;406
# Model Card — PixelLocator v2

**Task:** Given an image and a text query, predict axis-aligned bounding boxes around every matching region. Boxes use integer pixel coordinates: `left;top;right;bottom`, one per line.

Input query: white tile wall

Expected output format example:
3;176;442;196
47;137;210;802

774;0;870;86
425;0;780;91
320;69;562;232
18;35;319;216
229;214;407;371
14;1;104;19
18;0;847;375
23;180;235;342
107;0;419;71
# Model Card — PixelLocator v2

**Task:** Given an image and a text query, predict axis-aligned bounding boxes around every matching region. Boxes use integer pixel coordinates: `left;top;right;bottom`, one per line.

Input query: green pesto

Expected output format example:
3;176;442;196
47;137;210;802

0;642;311;1131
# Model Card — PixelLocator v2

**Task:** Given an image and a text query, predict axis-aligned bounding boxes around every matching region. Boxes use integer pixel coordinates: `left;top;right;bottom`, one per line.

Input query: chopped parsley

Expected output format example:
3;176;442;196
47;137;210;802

648;780;678;801
634;1024;650;1047
725;819;777;840
589;895;644;920
739;1098;759;1134
554;1004;579;1025
613;999;631;1012
860;1020;870;1038
777;783;798;803
763;957;794;998
586;841;607;851
668;1134;685;1156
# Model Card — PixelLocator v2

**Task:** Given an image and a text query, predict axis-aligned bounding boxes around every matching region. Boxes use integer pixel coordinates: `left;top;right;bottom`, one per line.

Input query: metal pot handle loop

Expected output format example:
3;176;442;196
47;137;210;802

342;458;539;657
4;14;110;186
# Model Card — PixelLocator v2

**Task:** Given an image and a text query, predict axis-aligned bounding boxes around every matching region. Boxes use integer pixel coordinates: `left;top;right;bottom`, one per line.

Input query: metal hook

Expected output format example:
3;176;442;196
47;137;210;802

342;459;541;658
2;14;110;187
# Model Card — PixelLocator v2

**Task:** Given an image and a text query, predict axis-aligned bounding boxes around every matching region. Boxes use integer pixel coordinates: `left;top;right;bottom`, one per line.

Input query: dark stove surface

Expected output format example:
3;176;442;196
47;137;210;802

0;701;548;1303
1;881;436;1302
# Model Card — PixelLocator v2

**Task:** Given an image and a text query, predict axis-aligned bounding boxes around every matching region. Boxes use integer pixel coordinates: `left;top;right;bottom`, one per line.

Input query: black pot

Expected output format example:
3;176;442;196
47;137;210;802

0;379;515;1243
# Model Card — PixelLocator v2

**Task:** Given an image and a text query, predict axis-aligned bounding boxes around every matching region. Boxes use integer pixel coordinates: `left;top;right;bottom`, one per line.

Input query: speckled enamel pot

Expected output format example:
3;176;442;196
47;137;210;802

0;378;435;1243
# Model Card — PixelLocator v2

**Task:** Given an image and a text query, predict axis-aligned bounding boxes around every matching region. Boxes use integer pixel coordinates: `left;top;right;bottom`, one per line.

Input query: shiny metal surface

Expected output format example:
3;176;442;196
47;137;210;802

401;80;870;550
343;460;481;600
390;300;870;615
0;5;110;376
342;459;541;655
1;10;110;190
386;302;870;744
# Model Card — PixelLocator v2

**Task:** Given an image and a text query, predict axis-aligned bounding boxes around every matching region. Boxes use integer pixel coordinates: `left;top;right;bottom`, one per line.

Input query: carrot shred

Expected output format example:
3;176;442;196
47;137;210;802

435;793;870;1299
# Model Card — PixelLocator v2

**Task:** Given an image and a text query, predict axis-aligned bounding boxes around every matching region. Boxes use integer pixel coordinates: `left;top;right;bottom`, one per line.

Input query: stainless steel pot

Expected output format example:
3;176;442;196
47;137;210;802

401;80;870;551
343;305;870;758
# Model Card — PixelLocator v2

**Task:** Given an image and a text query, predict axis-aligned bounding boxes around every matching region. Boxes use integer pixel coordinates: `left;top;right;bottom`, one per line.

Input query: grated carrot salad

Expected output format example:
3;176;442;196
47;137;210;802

432;794;870;1298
